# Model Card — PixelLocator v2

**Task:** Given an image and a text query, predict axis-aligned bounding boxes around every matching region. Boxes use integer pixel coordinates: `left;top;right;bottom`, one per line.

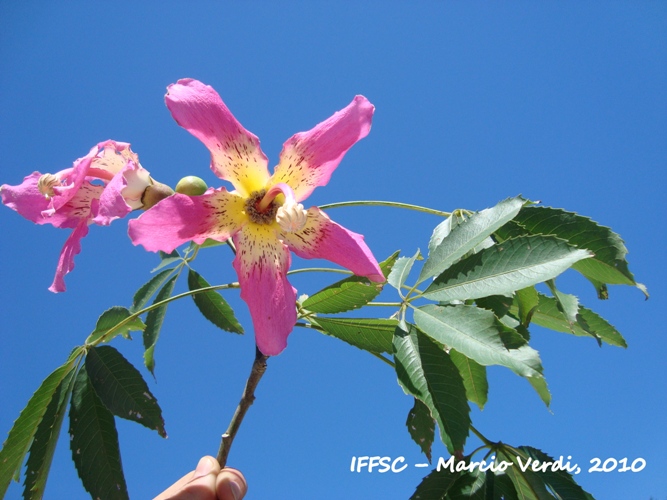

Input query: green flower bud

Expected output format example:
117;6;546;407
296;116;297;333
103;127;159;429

175;176;208;196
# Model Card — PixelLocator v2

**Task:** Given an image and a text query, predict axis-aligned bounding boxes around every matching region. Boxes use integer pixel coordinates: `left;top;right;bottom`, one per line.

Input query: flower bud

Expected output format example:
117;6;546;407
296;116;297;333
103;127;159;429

141;179;175;209
175;176;208;196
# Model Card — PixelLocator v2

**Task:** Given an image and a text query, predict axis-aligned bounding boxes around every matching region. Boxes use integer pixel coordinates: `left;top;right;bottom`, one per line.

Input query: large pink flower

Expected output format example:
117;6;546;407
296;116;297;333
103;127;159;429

1;140;152;292
129;79;383;355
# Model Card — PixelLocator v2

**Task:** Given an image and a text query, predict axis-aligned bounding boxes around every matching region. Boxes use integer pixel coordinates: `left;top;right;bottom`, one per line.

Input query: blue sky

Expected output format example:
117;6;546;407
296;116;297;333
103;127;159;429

1;2;665;499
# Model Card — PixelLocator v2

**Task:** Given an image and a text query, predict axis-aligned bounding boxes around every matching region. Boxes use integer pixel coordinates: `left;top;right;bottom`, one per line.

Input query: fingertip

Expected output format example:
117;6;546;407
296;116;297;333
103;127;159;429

192;456;221;480
216;468;247;500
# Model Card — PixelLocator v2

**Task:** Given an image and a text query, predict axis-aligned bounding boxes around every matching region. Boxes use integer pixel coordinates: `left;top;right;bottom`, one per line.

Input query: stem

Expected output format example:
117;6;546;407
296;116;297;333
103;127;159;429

217;347;269;467
287;267;352;277
318;200;451;218
470;425;493;446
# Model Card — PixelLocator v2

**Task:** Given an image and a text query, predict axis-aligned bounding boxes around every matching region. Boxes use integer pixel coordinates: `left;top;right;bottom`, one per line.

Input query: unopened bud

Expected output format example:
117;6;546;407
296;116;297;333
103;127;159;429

175;176;208;196
141;179;175;209
276;202;308;233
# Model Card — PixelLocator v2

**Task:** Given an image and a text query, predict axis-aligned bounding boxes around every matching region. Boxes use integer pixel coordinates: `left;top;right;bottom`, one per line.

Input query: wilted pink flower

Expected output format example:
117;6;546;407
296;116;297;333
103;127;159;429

1;140;153;292
129;79;383;355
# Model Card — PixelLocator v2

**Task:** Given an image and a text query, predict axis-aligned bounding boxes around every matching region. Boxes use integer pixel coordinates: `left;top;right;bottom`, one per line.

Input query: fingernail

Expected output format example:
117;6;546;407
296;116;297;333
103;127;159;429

192;456;215;480
230;480;243;500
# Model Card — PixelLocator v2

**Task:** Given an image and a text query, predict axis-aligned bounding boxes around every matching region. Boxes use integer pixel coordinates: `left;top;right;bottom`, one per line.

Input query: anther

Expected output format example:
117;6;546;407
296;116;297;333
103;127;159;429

37;173;60;198
276;202;308;233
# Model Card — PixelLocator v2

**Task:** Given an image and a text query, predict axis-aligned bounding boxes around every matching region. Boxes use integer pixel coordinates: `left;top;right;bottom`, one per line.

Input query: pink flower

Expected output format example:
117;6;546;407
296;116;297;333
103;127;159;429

129;79;384;355
1;140;152;292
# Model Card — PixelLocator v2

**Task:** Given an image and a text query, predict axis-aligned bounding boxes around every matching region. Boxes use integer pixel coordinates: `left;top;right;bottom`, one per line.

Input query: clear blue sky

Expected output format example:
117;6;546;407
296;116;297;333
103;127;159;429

1;2;665;499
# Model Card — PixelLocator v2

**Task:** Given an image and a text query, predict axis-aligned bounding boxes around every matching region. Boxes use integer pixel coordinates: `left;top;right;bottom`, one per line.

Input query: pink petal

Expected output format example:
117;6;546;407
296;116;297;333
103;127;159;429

270;95;374;202
165;79;270;197
129;188;247;253
93;160;150;226
48;220;90;293
1;172;54;225
233;224;297;356
48;140;137;215
281;208;384;282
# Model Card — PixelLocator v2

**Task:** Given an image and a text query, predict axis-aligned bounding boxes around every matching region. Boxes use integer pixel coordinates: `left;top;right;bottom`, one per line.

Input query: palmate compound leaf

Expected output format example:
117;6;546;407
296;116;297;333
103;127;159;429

23;368;77;499
394;324;470;454
69;366;128;500
143;275;178;375
413;305;550;406
498;205;646;296
418;197;525;284
406;398;435;462
187;269;243;334
85;306;146;345
301;251;399;314
0;361;76;498
308;317;397;354
510;292;627;347
85;346;166;437
423;235;592;303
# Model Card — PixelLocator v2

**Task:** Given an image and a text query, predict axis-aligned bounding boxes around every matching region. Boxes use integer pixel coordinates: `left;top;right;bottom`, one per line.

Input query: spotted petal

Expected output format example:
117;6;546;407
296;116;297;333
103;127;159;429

129;188;247;253
166;79;270;197
269;95;374;202
49;220;90;293
233;224;297;356
281;207;384;282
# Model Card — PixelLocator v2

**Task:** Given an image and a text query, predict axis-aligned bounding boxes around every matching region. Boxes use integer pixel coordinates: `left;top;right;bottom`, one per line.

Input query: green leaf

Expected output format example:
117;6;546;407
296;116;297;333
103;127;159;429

414;305;539;377
86;346;166;437
409;468;460;500
143;275;178;375
507;206;644;293
489;471;519;500
131;269;175;314
545;280;579;326
445;469;487;500
310;317;396;354
86;306;146;344
301;252;399;314
153;249;181;272
394;324;470;453
513;293;627;347
413;305;550;405
450;350;488;410
518;446;594;499
424;235;592;302
22;368;76;499
188;269;243;334
0;361;76;498
495;445;555;500
387;250;421;292
406;398;435;462
419;197;525;283
515;286;539;327
69;366;128;500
